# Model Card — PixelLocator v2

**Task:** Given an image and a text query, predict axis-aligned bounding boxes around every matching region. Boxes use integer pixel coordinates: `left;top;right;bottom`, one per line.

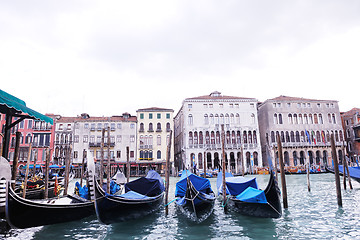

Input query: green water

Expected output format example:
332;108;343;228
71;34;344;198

1;174;360;240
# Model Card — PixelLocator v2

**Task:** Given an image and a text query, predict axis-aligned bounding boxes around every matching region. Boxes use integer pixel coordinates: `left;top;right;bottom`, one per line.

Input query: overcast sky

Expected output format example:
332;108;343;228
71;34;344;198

1;0;359;117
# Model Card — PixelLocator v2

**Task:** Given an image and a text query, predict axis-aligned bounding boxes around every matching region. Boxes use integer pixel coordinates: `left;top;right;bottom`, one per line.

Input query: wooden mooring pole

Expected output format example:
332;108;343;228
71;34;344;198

126;146;130;183
100;128;105;187
276;133;288;209
80;149;86;187
331;134;342;207
165;130;172;215
63;145;72;195
203;151;207;178
11;132;21;190
306;149;311;192
22;143;32;198
221;125;227;207
44;148;50;199
107;127;111;194
342;144;352;190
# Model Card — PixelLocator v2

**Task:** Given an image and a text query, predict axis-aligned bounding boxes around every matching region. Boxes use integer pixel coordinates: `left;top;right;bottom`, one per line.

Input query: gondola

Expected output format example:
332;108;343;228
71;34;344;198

175;170;215;222
5;179;95;229
91;170;165;224
326;165;360;183
217;170;282;218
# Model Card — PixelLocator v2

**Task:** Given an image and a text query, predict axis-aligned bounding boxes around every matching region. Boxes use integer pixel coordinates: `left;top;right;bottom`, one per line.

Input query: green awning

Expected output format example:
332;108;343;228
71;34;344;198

0;89;53;124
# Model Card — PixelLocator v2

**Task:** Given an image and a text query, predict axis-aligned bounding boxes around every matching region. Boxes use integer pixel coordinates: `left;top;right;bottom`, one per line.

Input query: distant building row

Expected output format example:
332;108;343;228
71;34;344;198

1;91;359;175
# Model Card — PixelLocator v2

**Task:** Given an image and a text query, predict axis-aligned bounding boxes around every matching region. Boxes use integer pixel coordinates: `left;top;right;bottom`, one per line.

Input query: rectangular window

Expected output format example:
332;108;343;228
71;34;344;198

250;103;254;108
130;151;134;158
91;123;95;130
273;103;277;108
209;104;213;108
117;151;121;158
219;104;223;108
204;104;208;108
130;123;135;129
83;135;88;143
130;135;135;142
28;120;33;129
117;123;122;129
74;151;78;159
149;113;153;119
97;136;101;143
74;135;79;143
84;123;89;129
117;135;122;143
111;123;115;130
188;104;192;109
166;113;170;119
90;135;95;143
157;113;161;119
140;113;144;119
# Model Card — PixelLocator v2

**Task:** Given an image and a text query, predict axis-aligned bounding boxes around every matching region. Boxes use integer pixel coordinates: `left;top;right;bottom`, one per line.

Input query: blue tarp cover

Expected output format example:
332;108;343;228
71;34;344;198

125;170;164;197
217;172;258;196
110;181;121;194
216;172;234;195
236;187;267;204
113;190;154;200
339;165;360;179
175;170;212;197
75;182;89;199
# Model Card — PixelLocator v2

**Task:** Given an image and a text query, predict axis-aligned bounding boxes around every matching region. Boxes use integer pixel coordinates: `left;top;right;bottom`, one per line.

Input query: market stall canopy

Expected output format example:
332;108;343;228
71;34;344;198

0;89;53;124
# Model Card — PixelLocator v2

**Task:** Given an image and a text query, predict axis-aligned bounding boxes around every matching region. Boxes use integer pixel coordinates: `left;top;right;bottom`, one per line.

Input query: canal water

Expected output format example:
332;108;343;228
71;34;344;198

1;173;359;240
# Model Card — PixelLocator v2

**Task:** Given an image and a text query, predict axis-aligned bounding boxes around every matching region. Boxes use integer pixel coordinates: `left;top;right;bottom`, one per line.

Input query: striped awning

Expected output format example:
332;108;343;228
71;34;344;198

0;89;53;124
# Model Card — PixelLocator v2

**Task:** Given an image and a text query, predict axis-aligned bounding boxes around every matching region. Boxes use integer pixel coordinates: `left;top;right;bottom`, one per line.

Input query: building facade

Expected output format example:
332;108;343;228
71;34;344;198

136;107;174;174
174;91;262;174
258;96;345;167
341;108;360;165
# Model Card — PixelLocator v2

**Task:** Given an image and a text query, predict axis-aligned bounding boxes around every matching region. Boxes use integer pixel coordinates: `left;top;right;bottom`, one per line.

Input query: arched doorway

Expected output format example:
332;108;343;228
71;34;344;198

284;151;290;166
316;151;321;165
300;151;305;165
206;152;212;169
214;152;220;169
322;151;328;166
293;151;298;166
230;152;235;170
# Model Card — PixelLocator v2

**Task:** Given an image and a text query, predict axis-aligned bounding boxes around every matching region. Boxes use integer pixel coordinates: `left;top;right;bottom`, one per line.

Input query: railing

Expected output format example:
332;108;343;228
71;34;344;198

89;142;115;147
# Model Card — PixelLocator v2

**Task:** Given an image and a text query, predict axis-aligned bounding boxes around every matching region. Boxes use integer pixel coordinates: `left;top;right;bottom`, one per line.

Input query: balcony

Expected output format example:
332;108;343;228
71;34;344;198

354;125;360;142
89;142;115;148
139;145;153;150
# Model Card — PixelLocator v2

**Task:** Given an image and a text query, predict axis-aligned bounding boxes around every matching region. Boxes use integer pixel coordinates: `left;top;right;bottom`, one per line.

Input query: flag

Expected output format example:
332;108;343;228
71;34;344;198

321;131;326;143
305;130;311;144
311;131;316;145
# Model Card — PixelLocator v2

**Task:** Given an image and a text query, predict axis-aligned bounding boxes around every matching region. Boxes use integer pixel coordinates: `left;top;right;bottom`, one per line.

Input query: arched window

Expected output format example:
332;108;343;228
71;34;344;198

335;130;339;142
319;114;323;124
286;131;290;142
225;114;230;124
237;131;241;144
293;114;298;124
220;114;224;124
274;114;278;124
211;131;215;144
251;114;256;124
271;131;275;143
253;131;257;144
215;114;219;124
157;150;161;159
232;131;236;144
139;123;144;132
301;131;305;142
204;114;209;125
248;131;253;144
149;123;153;131
156;123;161;131
309;114;313;124
288;114;293;124
216;131;220;144
236;113;240;124
226;131;231;144
314;114;318;124
332;114;336;124
328;114;332;124
166;122;171;132
194;132;198;145
230;114;234;124
188;114;193;125
290;131;295;142
189;132;193;145
205;131;210;144
210;114;214;124
243;131;248;143
278;114;283;124
304;114;308;124
140;150;144;159
316;131;321;143
339;130;343;141
296;131;300;142
157;135;161;145
199;131;203;144
299;114;303;124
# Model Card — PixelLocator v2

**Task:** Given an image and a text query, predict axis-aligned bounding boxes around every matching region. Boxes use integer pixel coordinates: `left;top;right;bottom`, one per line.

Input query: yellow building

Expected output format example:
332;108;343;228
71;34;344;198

136;107;174;174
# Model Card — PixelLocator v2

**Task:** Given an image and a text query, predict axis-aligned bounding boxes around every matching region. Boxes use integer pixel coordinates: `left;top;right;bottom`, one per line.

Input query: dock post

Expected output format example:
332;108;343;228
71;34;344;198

331;134;342;207
221;125;227;207
126;146;130;183
276;132;288;209
63;145;72;195
107;127;111;194
165;130;172;215
306;149;311;192
11;132;21;190
22;143;32;198
44;148;50;199
203;151;207;178
80;149;86;187
342;144;352;190
100;128;105;187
